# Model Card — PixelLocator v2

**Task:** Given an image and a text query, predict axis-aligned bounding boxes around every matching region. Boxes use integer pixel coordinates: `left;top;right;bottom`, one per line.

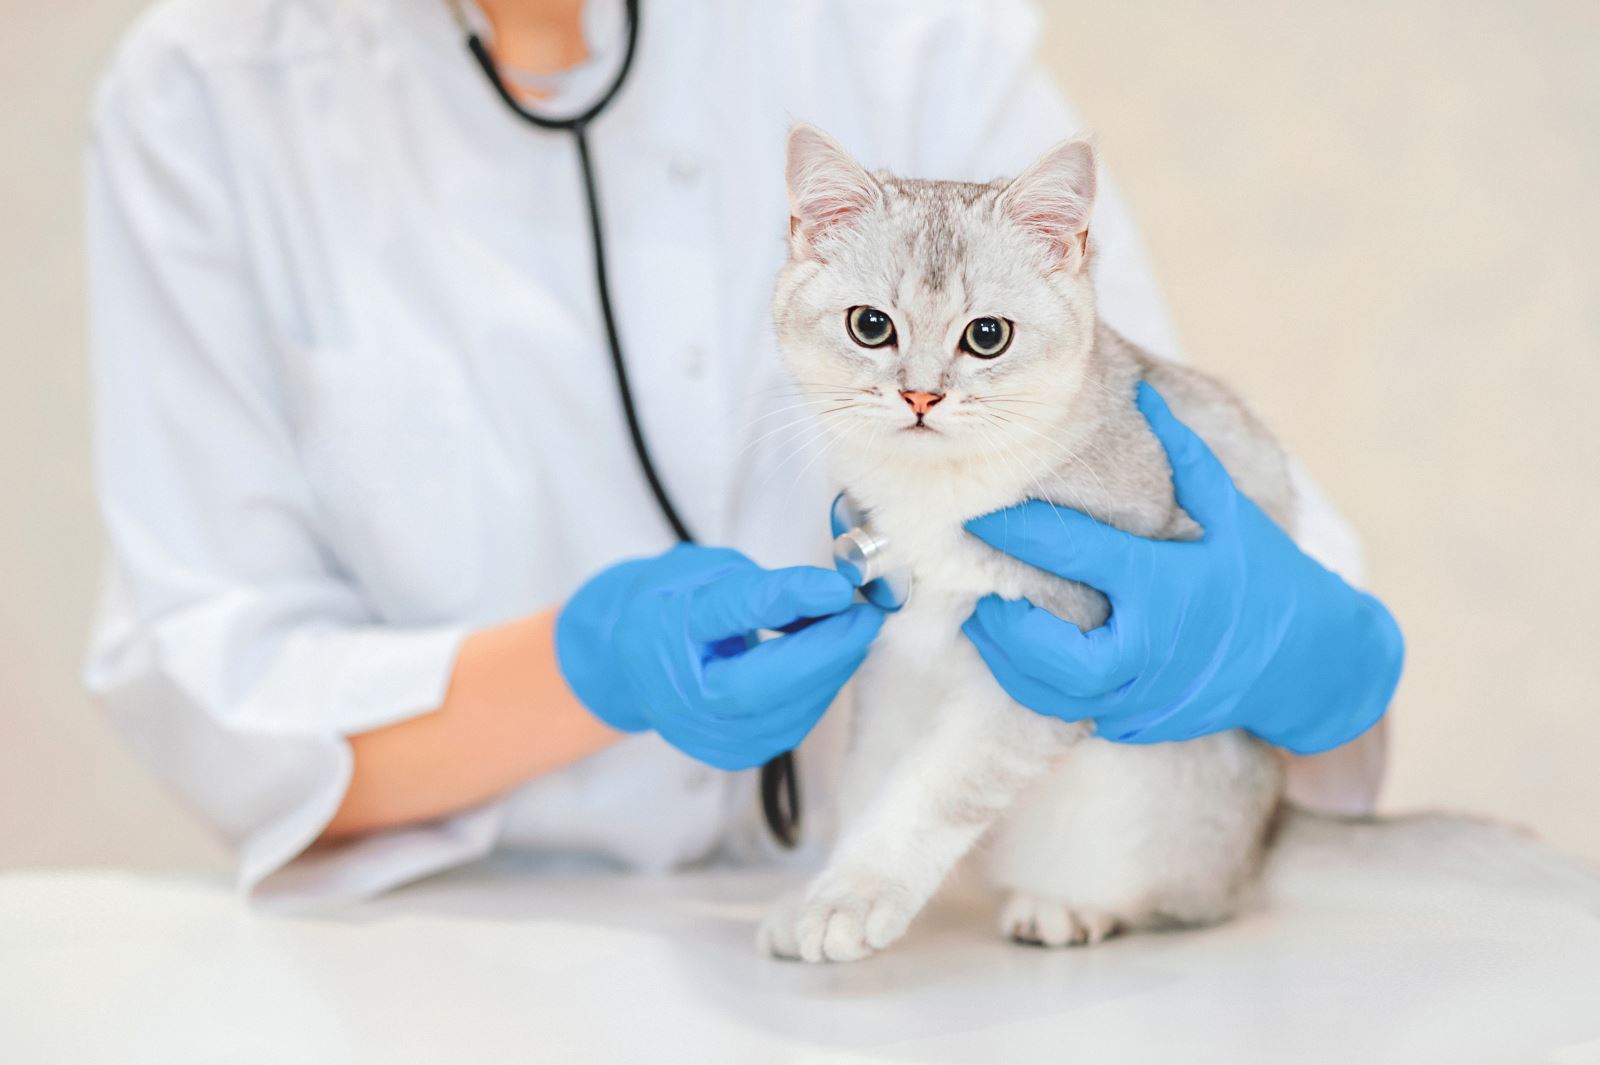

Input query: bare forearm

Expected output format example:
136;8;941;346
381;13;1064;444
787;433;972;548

321;608;619;840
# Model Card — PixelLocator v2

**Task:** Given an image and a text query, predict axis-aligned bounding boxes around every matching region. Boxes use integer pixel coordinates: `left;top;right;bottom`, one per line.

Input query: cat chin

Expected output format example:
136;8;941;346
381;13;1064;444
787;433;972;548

832;441;1033;523
833;433;977;481
853;428;1045;483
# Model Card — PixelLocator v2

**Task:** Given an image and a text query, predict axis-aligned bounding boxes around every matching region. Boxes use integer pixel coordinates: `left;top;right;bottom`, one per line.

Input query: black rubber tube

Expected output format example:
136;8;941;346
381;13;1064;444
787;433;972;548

461;2;799;847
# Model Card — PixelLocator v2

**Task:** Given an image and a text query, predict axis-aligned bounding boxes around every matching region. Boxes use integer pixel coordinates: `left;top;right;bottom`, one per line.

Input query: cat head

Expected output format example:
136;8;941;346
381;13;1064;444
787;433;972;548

773;123;1101;477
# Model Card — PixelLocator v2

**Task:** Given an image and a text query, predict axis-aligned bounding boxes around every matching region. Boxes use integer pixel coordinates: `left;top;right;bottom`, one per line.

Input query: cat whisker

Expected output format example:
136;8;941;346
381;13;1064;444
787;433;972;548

746;392;861;413
973;394;1052;407
742;396;854;430
743;389;858;412
1075;375;1132;403
966;396;1107;457
755;384;863;396
972;400;1053;418
859;416;891;479
756;379;876;398
975;400;1118;475
976;413;1080;543
764;418;842;481
971;411;1108;552
736;405;858;459
966;420;1018;550
971;397;1122;464
981;409;1113;502
832;416;895;497
783;417;853;499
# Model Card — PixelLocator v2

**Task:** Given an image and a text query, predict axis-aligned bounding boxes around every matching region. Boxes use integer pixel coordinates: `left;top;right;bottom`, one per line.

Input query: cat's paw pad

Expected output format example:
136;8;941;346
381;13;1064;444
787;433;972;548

789;874;918;963
999;892;1121;948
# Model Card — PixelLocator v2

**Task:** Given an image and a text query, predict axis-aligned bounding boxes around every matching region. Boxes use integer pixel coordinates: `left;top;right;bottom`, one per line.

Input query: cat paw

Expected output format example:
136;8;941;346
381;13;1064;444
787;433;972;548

998;892;1121;948
769;873;918;963
756;892;805;960
796;875;917;962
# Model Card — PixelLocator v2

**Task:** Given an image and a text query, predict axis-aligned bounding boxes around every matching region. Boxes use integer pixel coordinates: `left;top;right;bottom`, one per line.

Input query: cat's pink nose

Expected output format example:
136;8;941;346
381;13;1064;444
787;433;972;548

900;390;945;416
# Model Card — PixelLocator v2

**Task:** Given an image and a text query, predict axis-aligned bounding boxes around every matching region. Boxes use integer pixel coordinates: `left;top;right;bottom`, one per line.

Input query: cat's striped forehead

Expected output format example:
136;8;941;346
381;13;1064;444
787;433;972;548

874;175;1006;294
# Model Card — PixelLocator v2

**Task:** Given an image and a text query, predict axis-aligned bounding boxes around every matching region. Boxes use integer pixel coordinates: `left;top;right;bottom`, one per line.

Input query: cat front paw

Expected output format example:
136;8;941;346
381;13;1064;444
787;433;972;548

798;872;921;962
756;891;805;959
761;873;919;963
998;891;1121;948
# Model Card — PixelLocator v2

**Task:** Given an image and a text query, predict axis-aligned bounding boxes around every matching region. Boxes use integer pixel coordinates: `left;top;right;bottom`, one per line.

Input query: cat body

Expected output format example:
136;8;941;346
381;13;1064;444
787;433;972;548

759;125;1290;962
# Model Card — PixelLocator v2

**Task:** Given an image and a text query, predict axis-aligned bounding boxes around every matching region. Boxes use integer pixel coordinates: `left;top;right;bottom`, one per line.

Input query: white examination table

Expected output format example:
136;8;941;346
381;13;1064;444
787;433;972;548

2;813;1597;1064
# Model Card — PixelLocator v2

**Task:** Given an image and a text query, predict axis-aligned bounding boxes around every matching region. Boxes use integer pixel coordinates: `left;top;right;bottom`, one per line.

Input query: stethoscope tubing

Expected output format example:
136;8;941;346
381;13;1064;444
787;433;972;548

452;0;800;846
461;1;687;543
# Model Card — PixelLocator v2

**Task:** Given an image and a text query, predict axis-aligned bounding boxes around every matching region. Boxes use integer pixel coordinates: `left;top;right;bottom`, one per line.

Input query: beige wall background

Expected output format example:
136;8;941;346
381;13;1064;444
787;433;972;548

2;0;1596;873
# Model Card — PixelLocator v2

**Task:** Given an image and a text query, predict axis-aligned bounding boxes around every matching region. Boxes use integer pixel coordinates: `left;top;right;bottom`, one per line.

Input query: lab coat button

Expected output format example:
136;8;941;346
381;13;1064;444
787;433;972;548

668;157;703;184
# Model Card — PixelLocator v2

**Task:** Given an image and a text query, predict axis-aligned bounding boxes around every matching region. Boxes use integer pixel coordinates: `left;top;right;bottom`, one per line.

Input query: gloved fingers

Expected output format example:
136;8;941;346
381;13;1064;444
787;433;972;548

967;595;1137;698
686;564;857;642
1086;694;1196;742
666;668;848;767
701;603;883;712
693;651;854;733
1135;382;1240;536
1091;680;1244;743
704;632;757;659
663;542;751;570
1090;710;1166;743
739;684;842;752
1180;689;1249;741
654;697;795;769
1260;698;1385;756
962;612;1095;722
660;727;770;771
964;501;1140;593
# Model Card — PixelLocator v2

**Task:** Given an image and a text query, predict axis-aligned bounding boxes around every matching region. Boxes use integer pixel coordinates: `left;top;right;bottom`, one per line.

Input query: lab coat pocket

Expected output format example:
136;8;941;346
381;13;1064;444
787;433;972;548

281;339;486;618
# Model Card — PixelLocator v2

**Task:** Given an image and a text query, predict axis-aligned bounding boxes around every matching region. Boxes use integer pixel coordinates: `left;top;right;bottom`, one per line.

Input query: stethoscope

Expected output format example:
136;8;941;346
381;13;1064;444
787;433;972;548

446;0;810;847
446;0;685;542
446;0;910;848
830;494;913;613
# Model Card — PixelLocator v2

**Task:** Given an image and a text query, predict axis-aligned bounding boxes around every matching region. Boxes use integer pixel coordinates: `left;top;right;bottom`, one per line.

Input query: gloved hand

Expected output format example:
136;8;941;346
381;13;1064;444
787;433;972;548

556;543;883;769
961;383;1403;754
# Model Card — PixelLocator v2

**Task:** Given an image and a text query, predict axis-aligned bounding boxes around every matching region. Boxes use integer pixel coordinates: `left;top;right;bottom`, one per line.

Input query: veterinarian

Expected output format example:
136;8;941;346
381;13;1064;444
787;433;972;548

85;0;1401;903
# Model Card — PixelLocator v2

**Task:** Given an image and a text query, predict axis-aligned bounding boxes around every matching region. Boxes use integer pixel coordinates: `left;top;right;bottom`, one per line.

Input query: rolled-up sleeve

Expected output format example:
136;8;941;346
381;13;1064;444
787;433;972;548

83;34;500;904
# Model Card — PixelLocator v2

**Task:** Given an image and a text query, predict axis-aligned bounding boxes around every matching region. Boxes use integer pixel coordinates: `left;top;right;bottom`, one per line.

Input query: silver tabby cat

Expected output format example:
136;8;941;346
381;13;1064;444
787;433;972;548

759;124;1289;962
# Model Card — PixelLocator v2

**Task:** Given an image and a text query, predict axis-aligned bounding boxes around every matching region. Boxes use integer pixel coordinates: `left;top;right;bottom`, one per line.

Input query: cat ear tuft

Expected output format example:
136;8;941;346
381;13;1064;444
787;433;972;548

1000;139;1098;272
786;123;880;258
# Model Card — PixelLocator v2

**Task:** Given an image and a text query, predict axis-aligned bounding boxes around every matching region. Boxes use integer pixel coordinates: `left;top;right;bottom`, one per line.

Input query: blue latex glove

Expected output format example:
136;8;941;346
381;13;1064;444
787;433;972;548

556;543;884;770
961;383;1403;754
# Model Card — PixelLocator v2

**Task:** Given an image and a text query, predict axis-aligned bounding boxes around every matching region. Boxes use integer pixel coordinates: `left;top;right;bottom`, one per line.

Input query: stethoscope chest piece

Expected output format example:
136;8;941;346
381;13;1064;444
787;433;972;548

831;493;913;612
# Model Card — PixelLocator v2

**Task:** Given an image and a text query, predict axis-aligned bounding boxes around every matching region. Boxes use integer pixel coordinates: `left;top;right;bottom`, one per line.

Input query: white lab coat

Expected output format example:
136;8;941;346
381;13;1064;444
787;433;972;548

85;0;1381;906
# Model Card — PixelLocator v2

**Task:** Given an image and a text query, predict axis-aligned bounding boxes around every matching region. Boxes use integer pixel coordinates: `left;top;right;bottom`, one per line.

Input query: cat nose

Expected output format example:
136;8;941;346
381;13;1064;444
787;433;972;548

899;390;945;416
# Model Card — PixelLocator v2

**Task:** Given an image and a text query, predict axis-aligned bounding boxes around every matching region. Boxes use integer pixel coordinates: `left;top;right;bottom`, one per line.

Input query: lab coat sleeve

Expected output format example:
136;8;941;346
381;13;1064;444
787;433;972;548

82;39;503;905
895;0;1387;811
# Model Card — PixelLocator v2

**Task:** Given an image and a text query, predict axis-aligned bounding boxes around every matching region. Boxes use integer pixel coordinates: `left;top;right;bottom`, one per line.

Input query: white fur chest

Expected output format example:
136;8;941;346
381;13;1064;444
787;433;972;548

841;448;1115;638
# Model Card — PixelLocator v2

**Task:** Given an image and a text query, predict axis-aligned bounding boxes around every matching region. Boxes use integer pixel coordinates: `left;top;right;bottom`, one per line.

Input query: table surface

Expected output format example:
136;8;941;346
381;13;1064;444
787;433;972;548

3;813;1598;1065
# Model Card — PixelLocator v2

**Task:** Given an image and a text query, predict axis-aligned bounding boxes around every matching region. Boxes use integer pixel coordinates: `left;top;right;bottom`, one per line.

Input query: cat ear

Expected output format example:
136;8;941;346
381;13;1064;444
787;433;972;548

786;123;881;258
999;139;1098;272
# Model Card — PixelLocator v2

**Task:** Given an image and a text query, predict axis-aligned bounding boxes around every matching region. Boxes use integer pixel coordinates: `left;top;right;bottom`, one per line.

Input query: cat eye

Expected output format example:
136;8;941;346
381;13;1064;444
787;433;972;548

846;306;896;348
961;317;1013;359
